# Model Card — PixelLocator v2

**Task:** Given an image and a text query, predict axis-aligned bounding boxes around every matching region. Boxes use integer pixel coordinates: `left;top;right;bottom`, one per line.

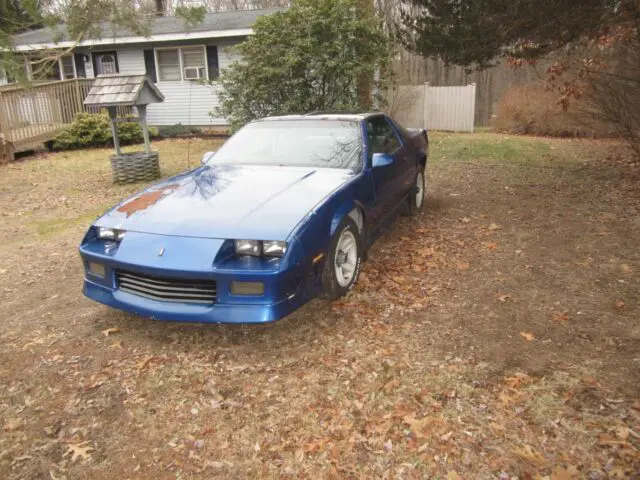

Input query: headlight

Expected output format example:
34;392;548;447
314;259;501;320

235;239;261;256
262;240;287;257
97;227;126;242
234;240;288;257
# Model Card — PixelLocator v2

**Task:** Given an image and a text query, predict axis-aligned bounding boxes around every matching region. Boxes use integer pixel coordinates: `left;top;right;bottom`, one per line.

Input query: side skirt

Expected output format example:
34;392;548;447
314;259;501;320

366;191;411;248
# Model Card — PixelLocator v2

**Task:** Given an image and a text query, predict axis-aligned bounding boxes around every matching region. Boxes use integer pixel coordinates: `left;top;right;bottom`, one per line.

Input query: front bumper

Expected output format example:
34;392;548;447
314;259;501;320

79;232;309;324
83;278;301;324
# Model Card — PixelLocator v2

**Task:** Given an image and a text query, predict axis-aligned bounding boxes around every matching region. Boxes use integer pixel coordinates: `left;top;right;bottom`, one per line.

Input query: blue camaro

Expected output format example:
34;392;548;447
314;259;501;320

79;112;429;323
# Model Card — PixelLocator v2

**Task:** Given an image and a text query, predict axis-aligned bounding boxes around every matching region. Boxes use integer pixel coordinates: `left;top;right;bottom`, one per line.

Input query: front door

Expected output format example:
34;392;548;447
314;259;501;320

365;115;404;231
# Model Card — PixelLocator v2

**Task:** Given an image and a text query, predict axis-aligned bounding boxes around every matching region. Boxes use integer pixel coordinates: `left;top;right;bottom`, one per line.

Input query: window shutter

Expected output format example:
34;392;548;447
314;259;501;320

91;53;98;77
74;54;86;78
51;60;61;80
206;45;219;80
144;49;157;82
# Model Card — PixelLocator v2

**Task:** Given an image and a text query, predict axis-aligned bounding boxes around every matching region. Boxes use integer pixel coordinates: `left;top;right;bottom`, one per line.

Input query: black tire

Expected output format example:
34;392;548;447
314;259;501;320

407;166;426;216
321;216;363;300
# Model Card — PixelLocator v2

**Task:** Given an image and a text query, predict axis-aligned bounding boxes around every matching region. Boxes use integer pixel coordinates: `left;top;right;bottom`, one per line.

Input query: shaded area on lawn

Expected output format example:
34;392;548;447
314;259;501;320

0;134;638;479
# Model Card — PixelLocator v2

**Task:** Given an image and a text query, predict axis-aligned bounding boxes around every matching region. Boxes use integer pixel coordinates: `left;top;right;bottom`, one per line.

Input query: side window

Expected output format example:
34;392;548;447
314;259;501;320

365;116;401;157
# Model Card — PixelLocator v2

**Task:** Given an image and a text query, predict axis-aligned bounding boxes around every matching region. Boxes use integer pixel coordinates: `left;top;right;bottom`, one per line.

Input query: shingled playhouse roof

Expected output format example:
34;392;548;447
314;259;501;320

83;75;165;107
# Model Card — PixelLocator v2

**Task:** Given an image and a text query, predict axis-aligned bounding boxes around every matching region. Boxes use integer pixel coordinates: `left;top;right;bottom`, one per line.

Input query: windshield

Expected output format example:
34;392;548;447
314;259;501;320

208;120;363;171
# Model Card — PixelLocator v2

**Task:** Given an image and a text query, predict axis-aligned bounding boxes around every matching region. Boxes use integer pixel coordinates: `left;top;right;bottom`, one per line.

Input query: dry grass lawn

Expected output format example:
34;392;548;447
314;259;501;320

0;134;638;479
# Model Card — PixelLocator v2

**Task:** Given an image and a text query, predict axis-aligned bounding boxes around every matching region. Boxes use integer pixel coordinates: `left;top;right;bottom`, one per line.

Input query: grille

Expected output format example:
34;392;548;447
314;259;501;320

116;270;216;304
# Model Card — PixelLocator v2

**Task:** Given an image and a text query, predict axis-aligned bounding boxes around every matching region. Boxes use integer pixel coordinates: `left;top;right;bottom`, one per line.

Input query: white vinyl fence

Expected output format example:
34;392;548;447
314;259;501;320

388;83;476;132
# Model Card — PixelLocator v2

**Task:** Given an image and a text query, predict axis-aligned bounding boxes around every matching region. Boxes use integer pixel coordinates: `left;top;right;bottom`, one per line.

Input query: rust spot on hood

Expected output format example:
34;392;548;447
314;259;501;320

117;185;179;218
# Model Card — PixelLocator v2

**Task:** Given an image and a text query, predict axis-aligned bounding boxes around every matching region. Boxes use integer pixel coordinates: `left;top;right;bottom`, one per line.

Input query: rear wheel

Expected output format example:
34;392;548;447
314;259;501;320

322;217;362;300
407;166;426;216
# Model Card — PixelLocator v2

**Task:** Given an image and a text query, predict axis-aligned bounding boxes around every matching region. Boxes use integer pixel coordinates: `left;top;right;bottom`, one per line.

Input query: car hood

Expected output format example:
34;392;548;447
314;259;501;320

95;164;354;240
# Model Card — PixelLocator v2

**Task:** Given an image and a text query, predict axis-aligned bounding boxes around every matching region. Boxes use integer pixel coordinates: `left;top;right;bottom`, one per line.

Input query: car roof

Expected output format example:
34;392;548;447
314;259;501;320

257;112;384;122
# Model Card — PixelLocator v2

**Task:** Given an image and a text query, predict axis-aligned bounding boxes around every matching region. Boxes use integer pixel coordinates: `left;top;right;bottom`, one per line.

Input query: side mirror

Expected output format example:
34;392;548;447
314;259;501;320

201;151;216;165
371;152;394;168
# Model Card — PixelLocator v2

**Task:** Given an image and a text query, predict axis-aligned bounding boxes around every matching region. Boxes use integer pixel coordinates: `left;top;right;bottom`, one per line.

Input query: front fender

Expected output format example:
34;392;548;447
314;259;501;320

329;200;365;237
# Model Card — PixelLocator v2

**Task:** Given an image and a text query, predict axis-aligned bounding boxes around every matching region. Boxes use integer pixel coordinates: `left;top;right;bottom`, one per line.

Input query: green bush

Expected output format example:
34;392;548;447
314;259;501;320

52;112;150;150
215;0;394;132
155;123;201;138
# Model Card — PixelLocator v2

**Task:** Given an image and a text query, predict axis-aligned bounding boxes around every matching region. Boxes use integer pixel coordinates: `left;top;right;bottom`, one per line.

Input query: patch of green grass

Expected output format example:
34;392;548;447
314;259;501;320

53;139;225;176
431;132;554;165
31;205;112;238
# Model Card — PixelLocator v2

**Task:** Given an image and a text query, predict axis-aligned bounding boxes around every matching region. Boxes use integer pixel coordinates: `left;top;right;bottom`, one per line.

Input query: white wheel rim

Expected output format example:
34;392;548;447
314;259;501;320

334;230;358;287
416;171;425;209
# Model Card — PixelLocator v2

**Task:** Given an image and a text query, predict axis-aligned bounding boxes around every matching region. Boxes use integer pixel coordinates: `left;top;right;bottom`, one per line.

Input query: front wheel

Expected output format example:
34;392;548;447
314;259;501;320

407;167;426;216
321;216;363;300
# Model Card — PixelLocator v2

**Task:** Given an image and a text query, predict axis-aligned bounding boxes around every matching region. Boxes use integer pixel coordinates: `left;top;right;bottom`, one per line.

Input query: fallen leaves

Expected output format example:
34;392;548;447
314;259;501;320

613;299;625;311
64;441;94;463
101;327;120;337
504;373;534;389
137;355;155;372
520;331;535;342
552;311;570;322
440;430;454;442
402;414;447;440
551;465;580;480
513;444;546;467
3;138;640;480
620;264;633;273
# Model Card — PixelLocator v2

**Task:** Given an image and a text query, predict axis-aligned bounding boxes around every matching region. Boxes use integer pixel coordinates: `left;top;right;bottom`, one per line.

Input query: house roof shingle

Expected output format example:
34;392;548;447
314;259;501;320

13;8;283;47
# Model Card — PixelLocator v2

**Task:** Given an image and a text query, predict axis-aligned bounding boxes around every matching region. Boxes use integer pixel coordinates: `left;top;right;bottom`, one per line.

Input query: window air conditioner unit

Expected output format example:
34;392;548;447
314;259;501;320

183;67;201;80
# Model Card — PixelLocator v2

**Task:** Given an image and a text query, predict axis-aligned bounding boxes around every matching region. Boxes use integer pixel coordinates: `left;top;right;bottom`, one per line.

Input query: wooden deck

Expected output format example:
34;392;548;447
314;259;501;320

0;79;131;162
0;79;92;161
0;123;67;151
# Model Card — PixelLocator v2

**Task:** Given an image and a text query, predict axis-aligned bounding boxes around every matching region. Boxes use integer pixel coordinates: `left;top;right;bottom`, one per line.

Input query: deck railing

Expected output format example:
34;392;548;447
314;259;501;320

0;78;133;153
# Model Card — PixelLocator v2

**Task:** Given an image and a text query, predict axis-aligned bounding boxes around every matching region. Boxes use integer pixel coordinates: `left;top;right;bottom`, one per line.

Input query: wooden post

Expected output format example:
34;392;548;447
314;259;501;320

0;91;15;162
107;106;121;156
74;79;84;116
0;91;10;143
137;104;151;154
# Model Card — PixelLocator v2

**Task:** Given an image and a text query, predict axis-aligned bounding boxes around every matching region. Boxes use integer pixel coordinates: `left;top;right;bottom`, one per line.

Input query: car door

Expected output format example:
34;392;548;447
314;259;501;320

365;115;405;228
386;116;419;200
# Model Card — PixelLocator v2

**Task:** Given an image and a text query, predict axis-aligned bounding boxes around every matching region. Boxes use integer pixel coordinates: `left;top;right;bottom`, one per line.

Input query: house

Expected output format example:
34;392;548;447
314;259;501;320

6;8;282;127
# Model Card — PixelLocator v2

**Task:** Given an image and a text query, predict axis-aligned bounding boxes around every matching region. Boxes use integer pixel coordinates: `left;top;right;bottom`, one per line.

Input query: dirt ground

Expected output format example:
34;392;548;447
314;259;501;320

0;134;638;479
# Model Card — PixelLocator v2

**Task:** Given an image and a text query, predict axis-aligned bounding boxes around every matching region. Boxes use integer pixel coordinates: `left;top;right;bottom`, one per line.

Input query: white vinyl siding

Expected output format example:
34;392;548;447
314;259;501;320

81;41;240;126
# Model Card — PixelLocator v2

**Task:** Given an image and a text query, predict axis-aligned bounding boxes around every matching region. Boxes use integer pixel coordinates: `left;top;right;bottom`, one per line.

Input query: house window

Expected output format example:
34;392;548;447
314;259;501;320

156;49;181;81
60;54;76;79
93;51;119;76
154;46;207;82
27;54;76;81
181;46;206;80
